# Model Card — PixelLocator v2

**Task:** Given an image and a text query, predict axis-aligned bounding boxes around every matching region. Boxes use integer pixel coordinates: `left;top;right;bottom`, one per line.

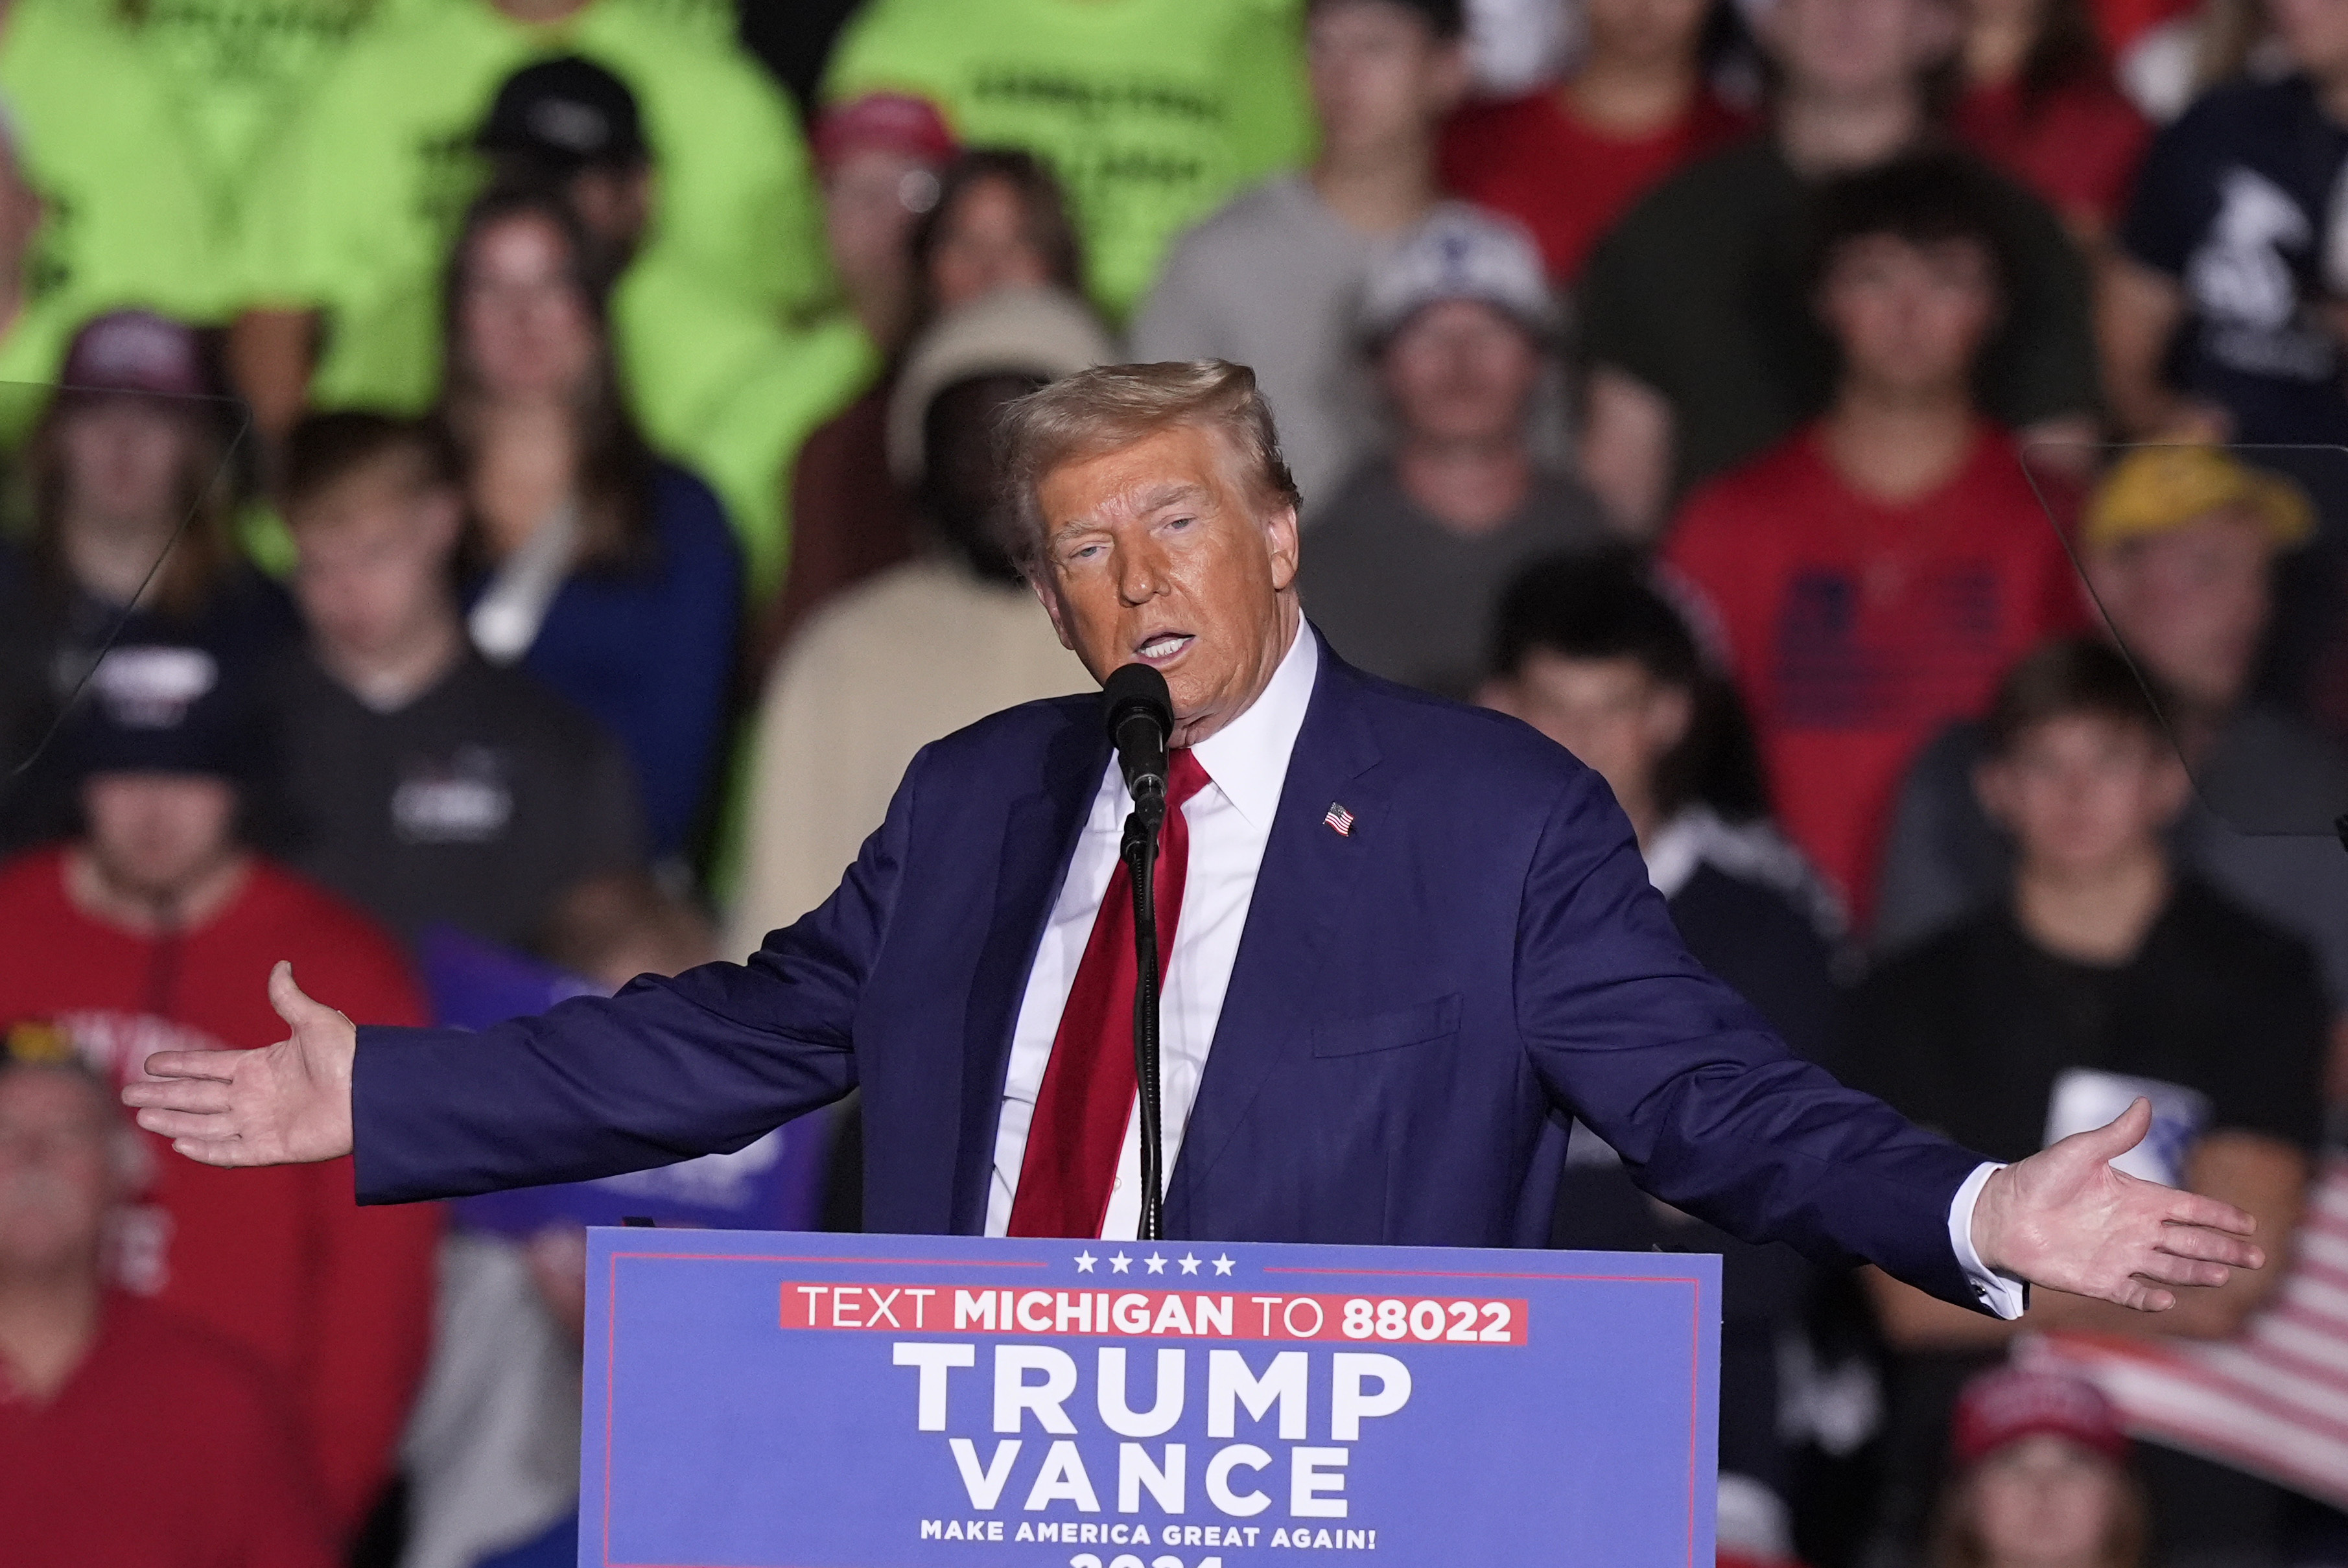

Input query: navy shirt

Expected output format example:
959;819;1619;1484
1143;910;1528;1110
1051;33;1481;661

2120;76;2348;445
469;463;741;858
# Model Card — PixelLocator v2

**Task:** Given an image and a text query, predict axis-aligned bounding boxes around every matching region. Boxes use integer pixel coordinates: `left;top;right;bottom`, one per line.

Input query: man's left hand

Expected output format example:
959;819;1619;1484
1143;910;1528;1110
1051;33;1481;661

1973;1097;2266;1311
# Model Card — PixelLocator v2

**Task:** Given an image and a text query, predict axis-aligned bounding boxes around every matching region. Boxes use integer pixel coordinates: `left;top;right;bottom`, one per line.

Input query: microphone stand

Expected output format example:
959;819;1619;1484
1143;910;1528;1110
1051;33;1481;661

1123;782;1169;1243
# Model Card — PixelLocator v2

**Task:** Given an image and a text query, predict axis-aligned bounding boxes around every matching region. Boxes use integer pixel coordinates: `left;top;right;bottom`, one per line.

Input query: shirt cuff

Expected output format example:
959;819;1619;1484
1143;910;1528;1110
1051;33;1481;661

1949;1161;2029;1320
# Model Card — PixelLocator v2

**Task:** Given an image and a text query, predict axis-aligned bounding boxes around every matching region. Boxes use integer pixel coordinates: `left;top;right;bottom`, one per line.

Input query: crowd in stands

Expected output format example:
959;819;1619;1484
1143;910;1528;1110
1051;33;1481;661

5;0;2348;1562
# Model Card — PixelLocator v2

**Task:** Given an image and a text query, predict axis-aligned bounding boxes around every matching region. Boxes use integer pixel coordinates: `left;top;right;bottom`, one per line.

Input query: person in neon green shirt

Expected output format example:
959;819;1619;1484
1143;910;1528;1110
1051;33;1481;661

0;0;236;327
821;0;1313;321
234;0;827;431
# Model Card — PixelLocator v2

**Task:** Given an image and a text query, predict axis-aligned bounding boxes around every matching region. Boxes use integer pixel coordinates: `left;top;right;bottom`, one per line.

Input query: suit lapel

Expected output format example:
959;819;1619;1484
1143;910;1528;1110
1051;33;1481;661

950;711;1107;1232
1165;648;1388;1229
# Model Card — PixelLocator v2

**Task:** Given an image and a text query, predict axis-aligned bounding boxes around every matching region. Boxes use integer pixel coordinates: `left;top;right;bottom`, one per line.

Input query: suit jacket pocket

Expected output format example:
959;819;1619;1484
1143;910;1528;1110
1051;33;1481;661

1309;994;1462;1058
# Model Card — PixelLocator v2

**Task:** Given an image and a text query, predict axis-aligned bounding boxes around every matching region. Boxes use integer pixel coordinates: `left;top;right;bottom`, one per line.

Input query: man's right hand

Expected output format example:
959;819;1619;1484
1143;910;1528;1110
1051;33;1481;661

121;960;356;1166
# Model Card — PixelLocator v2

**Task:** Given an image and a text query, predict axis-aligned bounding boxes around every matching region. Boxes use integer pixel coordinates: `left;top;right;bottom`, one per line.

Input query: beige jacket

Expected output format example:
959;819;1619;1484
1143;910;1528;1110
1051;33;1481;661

726;559;1092;954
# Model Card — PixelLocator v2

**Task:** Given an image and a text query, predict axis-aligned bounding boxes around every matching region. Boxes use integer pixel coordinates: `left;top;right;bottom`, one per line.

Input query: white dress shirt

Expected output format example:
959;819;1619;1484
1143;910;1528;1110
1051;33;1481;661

987;621;1321;1240
980;622;2026;1317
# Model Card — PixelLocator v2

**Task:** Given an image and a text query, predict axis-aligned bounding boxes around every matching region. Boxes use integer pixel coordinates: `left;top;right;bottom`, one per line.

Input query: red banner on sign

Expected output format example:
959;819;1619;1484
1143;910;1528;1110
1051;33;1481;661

779;1283;1530;1346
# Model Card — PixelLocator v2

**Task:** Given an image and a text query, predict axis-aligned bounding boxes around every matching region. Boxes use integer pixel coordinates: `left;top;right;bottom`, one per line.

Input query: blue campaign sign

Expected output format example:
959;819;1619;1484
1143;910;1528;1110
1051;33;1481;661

583;1229;1719;1568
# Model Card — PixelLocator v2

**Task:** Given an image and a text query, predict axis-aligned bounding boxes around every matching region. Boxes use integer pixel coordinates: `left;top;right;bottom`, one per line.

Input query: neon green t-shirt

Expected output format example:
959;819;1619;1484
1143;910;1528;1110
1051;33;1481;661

0;0;244;323
822;0;1313;322
121;0;380;257
244;0;828;412
612;262;878;600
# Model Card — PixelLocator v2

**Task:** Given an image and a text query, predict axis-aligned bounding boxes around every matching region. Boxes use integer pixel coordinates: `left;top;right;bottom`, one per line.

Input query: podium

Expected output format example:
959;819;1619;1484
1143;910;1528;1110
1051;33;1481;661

582;1228;1720;1567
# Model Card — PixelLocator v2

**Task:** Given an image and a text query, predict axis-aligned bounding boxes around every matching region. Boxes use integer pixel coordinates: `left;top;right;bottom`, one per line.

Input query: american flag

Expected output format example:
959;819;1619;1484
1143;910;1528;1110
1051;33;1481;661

2021;1153;2348;1507
1324;802;1354;837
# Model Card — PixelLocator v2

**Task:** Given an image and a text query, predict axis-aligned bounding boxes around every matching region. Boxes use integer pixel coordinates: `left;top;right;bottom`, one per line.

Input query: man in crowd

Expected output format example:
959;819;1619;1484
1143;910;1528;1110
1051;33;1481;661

0;1029;335;1568
1479;552;1838;1561
0;660;438;1543
740;91;963;673
1876;447;2348;1036
729;285;1105;950
1575;0;2098;532
1300;207;1609;697
1131;0;1470;509
821;0;1313;320
1842;637;2325;1564
812;91;959;362
1664;153;2087;924
229;0;824;436
271;410;646;949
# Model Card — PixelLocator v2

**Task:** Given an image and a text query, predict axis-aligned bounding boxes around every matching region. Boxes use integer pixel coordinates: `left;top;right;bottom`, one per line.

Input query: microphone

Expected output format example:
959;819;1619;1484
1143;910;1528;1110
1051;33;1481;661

1101;662;1174;811
1102;661;1176;1242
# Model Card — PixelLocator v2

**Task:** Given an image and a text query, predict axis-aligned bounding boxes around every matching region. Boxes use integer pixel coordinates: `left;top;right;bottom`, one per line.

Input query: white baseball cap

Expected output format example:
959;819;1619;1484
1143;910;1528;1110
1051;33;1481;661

1357;205;1560;347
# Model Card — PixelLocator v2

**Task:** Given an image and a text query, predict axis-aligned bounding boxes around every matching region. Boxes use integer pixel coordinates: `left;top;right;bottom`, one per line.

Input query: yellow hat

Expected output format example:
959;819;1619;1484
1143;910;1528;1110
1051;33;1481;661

2083;445;2316;553
2;1020;76;1067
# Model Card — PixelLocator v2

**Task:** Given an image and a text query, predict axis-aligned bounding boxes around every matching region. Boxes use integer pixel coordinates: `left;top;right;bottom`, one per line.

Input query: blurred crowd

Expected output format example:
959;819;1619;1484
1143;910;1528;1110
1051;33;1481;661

3;0;2348;1563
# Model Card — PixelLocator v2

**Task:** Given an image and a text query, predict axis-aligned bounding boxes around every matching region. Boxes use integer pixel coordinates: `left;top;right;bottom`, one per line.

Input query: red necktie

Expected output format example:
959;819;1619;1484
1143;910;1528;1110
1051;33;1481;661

1008;749;1214;1238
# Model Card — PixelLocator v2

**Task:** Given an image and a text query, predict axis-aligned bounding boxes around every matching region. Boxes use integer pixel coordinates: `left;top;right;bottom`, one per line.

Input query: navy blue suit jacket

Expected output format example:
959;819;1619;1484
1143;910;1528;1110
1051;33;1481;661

355;636;1990;1305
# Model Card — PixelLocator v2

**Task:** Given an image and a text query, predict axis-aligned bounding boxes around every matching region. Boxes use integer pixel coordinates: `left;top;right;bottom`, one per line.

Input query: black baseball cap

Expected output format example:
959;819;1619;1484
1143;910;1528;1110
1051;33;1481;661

476;56;648;172
67;644;259;784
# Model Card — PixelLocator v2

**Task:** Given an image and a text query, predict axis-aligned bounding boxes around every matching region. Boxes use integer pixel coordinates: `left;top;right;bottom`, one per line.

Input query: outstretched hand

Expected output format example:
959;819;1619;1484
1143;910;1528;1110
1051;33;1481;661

1973;1097;2264;1313
121;961;357;1167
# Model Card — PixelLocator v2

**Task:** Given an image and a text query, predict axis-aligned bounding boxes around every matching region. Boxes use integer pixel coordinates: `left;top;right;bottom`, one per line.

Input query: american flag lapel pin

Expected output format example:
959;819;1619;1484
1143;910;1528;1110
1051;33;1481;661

1323;802;1354;837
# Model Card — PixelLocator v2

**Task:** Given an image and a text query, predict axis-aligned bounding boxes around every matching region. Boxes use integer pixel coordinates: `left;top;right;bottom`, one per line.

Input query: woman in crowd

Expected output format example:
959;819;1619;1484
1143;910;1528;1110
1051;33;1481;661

1952;0;2150;242
0;310;293;852
435;183;740;863
1927;1367;2146;1568
756;146;1086;671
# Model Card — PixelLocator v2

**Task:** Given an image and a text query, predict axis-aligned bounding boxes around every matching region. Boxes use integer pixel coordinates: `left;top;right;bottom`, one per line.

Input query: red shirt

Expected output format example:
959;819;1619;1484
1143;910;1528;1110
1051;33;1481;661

1664;425;2088;922
0;849;439;1534
1439;88;1754;281
1952;75;2150;234
0;1294;335;1568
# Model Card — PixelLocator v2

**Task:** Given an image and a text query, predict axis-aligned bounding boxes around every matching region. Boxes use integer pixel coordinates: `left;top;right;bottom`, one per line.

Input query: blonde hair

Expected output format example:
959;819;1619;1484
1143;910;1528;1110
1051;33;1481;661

994;360;1302;576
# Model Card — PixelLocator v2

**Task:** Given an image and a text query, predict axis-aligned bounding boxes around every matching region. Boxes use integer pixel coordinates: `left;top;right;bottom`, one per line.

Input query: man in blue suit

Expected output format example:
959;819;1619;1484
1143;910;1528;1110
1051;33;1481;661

128;361;2259;1320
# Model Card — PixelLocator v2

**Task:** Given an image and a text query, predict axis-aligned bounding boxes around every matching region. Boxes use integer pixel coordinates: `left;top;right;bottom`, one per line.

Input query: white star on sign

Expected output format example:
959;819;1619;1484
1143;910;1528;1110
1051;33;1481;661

1212;1254;1236;1276
1110;1253;1133;1274
1178;1253;1202;1275
1145;1252;1169;1274
1075;1251;1097;1273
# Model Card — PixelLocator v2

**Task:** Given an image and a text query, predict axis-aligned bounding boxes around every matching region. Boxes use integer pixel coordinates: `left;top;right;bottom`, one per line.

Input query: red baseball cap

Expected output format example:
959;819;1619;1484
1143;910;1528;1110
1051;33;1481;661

1952;1367;2130;1469
814;92;957;172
